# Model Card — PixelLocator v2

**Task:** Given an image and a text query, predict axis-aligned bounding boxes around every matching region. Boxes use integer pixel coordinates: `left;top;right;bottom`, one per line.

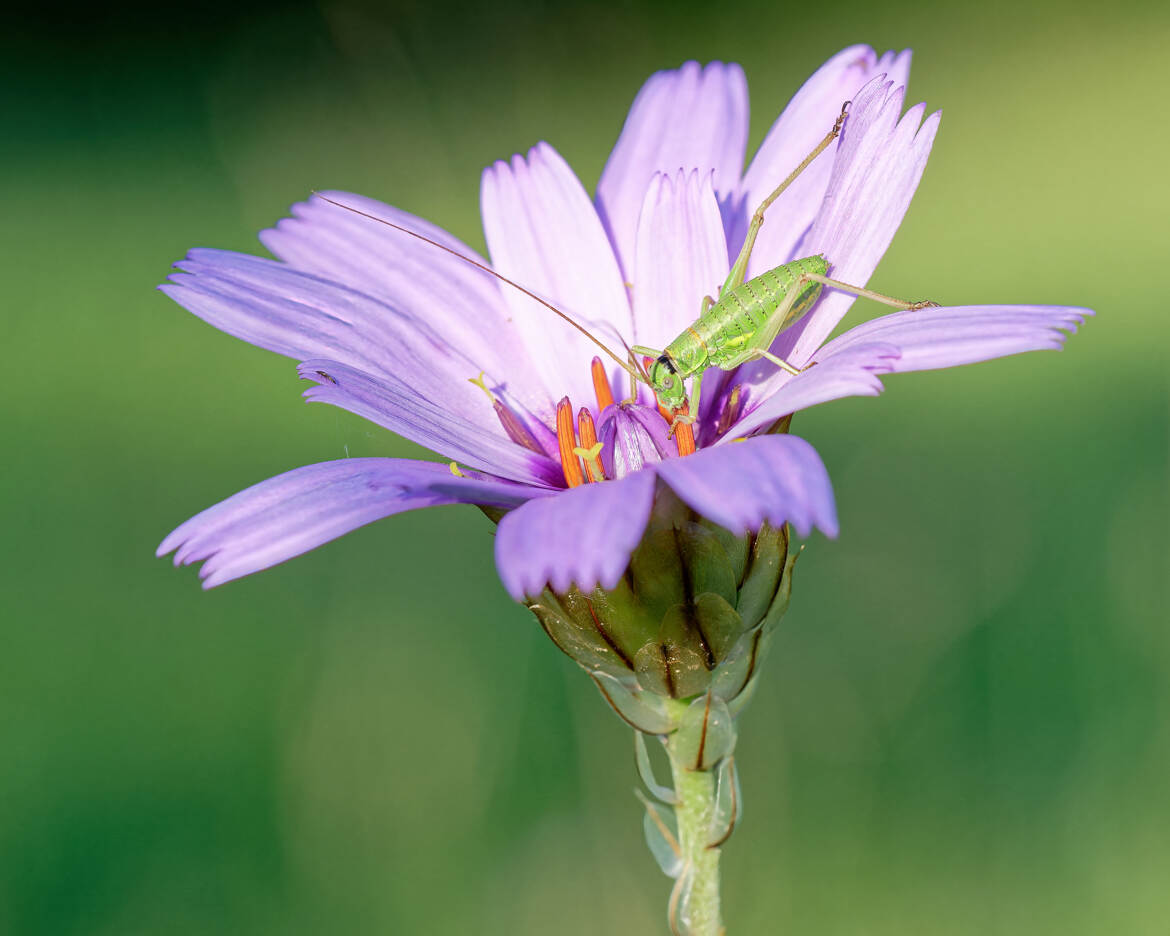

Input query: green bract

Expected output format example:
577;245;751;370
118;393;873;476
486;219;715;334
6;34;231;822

527;489;796;730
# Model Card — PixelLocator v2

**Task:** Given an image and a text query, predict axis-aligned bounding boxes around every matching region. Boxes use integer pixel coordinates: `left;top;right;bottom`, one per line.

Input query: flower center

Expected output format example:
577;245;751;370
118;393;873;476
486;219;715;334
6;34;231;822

553;357;696;488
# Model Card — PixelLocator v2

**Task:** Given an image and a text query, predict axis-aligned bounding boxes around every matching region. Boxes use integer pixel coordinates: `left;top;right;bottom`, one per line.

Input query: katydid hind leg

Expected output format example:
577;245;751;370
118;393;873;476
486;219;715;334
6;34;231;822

721;101;850;295
803;273;939;311
623;345;665;404
744;348;802;376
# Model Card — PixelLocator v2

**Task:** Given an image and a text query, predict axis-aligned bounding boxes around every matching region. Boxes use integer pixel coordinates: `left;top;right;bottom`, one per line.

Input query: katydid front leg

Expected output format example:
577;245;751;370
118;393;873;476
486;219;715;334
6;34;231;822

675;370;702;436
621;349;647;404
629;343;666;408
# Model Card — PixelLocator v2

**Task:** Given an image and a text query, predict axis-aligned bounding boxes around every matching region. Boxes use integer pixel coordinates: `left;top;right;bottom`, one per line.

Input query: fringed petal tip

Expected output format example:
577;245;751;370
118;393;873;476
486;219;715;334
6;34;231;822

493;432;840;600
816;305;1093;374
657;434;838;540
494;469;657;601
158;459;539;589
632;168;729;347
596;60;748;275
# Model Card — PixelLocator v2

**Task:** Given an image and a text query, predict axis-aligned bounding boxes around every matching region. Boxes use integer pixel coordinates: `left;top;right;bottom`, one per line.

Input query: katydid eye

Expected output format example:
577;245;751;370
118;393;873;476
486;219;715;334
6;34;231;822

661;374;675;390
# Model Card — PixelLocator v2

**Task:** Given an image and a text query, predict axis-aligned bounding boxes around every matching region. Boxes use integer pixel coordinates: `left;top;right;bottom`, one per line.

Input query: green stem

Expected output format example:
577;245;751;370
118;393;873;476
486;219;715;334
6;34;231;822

667;742;723;935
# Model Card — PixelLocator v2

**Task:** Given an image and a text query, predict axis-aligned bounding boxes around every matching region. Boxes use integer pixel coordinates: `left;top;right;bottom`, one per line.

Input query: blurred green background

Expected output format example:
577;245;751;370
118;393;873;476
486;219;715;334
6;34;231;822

3;0;1167;932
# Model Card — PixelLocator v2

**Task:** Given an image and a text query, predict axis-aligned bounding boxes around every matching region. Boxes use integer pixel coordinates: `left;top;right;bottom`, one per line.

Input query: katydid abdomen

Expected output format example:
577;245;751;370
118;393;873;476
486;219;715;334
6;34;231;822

663;254;829;378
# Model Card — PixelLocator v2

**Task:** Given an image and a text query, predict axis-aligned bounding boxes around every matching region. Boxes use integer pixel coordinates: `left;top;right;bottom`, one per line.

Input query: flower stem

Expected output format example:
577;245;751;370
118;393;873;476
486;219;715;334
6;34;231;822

667;741;723;935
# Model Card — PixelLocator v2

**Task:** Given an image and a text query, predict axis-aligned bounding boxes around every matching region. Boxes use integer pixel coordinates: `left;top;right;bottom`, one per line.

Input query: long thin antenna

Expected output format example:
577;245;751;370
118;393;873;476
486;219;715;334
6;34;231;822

311;192;639;378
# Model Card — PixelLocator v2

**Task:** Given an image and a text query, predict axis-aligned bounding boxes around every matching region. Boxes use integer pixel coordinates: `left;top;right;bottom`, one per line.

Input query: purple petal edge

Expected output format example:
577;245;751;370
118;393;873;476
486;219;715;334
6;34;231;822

817;304;1092;372
724;342;902;440
494;469;657;600
158;459;541;589
656;434;838;539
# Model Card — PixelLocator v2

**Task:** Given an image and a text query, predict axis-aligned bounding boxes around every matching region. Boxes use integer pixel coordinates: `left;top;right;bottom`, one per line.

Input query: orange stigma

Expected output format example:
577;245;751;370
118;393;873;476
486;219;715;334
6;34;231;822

672;403;696;457
591;357;615;411
555;397;585;488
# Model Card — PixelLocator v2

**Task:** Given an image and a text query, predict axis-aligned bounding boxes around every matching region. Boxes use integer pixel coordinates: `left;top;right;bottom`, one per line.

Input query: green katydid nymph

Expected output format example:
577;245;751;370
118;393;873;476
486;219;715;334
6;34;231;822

316;101;937;436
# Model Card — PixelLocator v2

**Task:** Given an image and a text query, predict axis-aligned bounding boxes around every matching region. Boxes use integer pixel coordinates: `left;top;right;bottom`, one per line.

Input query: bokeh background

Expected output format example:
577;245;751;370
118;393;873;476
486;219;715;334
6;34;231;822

4;0;1167;932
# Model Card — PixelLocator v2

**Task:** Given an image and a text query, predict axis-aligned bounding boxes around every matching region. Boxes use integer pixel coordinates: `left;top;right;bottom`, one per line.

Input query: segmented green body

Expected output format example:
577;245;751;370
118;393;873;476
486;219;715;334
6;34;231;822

664;255;828;377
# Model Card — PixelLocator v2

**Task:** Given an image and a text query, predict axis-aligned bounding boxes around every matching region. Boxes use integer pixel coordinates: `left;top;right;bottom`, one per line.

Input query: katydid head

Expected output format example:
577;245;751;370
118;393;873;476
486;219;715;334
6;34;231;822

648;354;686;409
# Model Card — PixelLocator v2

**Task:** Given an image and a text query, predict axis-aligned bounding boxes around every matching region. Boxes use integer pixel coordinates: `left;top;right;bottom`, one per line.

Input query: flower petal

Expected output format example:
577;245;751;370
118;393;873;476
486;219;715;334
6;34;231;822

596;61;749;278
162;249;394;372
161;249;559;476
597;403;675;479
259;191;550;413
632;169;730;347
722;342;902;439
158;459;541;588
816;304;1092;371
481;142;634;414
299;360;562;487
781;78;941;365
732;46;912;274
160;249;514;419
494;468;657;599
657;434;837;538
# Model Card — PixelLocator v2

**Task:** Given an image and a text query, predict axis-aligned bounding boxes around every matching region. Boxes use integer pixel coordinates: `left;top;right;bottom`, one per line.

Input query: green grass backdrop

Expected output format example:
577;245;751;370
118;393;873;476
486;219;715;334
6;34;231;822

3;0;1167;932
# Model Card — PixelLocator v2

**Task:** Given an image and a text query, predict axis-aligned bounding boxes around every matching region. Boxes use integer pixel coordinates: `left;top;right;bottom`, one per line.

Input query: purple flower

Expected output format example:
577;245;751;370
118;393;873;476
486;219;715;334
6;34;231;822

157;45;1089;598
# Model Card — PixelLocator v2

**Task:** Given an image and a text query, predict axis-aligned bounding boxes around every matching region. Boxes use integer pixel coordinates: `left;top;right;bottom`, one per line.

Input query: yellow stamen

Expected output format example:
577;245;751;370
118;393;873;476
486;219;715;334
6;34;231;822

449;461;466;478
573;442;605;477
467;371;495;402
576;408;606;482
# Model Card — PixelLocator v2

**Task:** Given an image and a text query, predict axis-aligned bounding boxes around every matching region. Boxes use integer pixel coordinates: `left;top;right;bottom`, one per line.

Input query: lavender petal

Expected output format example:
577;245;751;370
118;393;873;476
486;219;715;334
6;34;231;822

657;434;838;538
494;469;657;600
596;61;749;278
298;360;562;487
259;191;551;413
632;169;730;347
817;304;1092;371
722;342;902;439
597;404;675;480
160;248;529;428
158;459;542;588
480;142;634;414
